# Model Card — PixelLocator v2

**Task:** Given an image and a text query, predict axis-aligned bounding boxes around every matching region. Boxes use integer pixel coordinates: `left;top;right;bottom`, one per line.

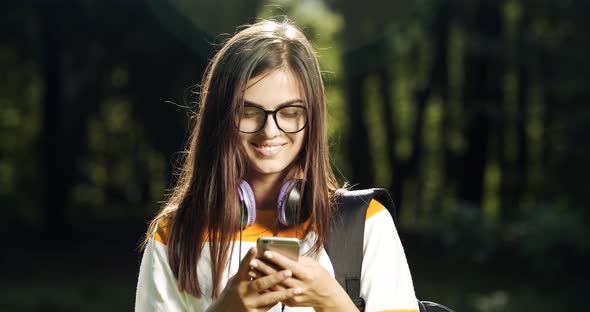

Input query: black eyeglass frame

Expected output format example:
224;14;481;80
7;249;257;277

235;104;308;134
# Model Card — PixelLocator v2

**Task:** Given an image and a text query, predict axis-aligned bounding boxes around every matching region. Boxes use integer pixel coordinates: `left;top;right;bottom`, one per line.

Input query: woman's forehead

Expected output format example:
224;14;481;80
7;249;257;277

242;68;305;109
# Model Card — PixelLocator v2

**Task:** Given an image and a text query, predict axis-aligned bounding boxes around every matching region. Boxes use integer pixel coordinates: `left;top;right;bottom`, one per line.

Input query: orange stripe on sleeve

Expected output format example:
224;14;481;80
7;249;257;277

154;219;170;245
152;213;312;245
366;199;386;220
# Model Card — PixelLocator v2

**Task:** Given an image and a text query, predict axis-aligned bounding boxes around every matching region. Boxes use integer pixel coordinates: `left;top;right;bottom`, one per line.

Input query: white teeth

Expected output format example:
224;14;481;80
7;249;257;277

260;145;280;151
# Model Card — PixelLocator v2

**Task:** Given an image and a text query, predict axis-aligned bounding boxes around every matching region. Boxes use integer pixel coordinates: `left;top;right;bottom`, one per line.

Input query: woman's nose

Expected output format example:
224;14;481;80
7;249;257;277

261;114;280;137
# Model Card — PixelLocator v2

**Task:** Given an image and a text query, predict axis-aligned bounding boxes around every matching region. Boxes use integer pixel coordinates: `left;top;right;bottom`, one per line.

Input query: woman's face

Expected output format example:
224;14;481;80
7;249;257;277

238;67;307;180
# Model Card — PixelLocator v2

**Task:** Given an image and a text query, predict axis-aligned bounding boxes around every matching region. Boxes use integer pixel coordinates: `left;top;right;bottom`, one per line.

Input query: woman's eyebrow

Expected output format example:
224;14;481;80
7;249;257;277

243;99;304;108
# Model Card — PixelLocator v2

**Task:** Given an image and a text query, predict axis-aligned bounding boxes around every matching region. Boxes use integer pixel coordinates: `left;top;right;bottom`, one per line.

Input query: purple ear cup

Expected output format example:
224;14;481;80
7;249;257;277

277;179;306;226
277;180;296;225
238;180;256;227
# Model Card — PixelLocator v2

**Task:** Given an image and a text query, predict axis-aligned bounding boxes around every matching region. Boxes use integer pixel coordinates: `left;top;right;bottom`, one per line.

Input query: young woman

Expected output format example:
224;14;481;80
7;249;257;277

135;19;419;312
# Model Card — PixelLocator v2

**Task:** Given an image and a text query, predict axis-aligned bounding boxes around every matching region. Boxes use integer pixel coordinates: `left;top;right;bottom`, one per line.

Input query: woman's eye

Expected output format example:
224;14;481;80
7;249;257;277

279;108;300;118
241;108;259;118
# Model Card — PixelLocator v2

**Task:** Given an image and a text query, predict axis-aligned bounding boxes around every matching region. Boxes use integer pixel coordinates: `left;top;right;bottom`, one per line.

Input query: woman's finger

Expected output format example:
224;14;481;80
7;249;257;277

250;258;281;276
253;287;302;308
251;258;300;290
261;250;306;278
248;269;260;280
248;270;292;293
250;268;294;292
237;248;258;280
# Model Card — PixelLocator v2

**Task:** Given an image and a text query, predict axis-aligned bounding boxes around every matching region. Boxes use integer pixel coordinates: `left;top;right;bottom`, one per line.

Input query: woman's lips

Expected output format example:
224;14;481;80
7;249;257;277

251;142;286;157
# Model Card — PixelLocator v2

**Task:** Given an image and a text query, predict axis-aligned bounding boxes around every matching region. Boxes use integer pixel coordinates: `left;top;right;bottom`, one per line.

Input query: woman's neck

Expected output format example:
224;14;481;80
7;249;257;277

245;172;286;211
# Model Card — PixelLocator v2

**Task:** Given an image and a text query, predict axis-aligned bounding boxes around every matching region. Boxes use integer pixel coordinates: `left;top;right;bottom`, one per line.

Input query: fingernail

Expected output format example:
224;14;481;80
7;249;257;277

264;250;273;259
249;260;258;268
248;271;256;278
293;287;303;295
283;270;292;278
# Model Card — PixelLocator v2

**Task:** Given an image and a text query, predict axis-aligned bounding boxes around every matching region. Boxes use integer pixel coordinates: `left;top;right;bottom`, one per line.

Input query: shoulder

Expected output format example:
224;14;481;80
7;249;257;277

153;216;172;245
334;188;395;223
364;198;397;236
365;198;389;221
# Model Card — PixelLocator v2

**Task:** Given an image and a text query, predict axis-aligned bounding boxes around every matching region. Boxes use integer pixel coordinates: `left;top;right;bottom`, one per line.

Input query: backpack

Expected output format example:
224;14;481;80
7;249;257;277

324;188;454;312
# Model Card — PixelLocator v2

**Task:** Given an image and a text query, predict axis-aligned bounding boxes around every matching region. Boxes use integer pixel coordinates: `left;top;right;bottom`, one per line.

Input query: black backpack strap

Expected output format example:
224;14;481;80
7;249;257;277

419;301;456;312
324;188;395;312
419;300;427;312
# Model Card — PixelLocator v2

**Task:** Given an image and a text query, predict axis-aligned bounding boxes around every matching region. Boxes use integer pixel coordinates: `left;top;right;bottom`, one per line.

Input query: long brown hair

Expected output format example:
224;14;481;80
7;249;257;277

144;18;339;298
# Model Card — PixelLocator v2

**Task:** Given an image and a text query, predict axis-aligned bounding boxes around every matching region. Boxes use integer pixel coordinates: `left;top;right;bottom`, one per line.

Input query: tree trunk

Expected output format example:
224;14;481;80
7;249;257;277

377;66;399;207
460;0;502;206
344;58;373;187
40;1;67;235
406;0;449;213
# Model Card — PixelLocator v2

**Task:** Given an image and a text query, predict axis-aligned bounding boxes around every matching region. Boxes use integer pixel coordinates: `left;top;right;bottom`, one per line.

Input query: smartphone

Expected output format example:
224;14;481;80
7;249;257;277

256;236;300;262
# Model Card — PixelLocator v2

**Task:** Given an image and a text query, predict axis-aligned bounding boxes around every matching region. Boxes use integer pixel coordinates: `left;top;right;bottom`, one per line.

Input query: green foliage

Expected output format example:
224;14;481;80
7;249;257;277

420;96;445;213
71;98;166;223
414;198;588;277
391;47;418;161
1;1;589;311
147;0;262;47
512;203;589;273
364;74;391;187
0;0;588;292
0;46;42;225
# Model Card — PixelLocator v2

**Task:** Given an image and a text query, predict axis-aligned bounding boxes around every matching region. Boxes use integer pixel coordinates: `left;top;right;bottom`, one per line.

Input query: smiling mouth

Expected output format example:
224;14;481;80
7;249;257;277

251;143;286;156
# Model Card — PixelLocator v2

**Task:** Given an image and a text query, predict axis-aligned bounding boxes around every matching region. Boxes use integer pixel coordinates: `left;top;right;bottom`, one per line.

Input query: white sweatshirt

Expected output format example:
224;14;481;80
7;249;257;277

135;200;419;312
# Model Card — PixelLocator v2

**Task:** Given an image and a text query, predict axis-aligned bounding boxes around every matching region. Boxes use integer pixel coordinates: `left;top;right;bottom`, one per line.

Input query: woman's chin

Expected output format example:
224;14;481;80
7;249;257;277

249;166;286;177
246;161;293;178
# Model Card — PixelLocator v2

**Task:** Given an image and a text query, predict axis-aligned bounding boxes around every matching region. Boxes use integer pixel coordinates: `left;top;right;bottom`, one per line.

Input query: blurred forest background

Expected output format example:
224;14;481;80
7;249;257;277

2;0;589;311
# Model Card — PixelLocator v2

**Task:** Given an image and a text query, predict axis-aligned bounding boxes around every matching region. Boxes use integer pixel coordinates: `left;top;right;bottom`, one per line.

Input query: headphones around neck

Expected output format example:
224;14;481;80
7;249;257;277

238;179;311;228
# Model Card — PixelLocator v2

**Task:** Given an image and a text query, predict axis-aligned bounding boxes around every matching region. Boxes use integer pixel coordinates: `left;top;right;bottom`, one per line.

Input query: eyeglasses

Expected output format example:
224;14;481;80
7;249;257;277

235;104;308;133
